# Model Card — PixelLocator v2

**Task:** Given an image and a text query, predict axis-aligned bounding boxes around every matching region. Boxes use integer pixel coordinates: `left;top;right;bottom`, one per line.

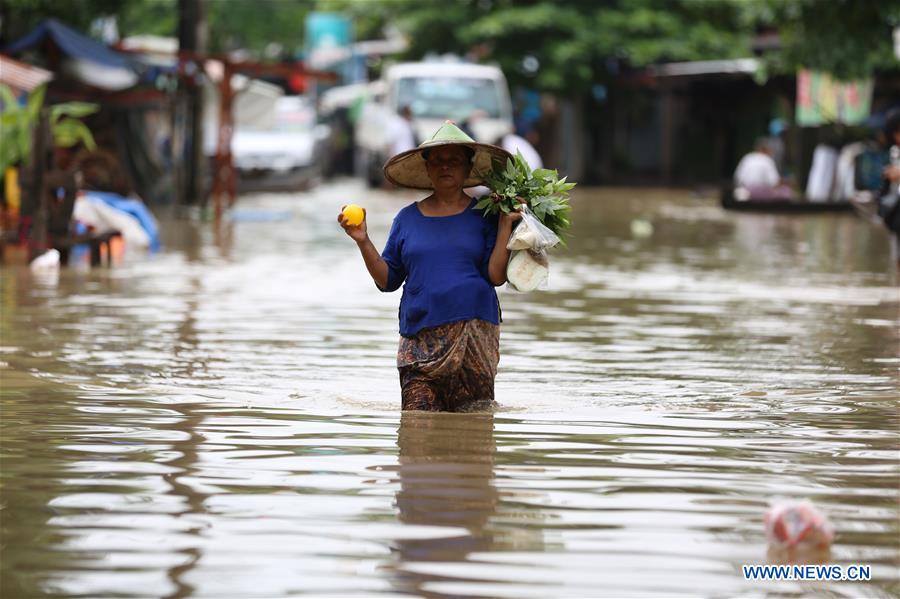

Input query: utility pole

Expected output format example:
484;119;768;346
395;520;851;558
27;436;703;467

176;0;207;209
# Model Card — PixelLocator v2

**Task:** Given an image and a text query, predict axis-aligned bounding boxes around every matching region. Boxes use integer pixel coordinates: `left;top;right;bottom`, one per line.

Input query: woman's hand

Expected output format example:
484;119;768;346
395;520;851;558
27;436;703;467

488;199;526;286
340;205;389;289
498;198;525;230
338;205;368;243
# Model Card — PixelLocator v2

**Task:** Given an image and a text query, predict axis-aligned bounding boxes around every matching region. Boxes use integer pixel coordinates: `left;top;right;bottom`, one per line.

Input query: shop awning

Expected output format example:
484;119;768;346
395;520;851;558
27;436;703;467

0;54;54;94
3;18;140;90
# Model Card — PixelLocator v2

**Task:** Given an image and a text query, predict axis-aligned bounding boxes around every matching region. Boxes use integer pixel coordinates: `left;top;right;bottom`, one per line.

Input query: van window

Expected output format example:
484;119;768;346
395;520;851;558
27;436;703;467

397;77;502;119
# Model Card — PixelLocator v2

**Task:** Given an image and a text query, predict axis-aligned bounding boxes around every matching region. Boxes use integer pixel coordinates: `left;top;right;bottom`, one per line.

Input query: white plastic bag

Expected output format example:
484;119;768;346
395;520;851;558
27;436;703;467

506;248;549;292
505;206;557;291
506;206;560;251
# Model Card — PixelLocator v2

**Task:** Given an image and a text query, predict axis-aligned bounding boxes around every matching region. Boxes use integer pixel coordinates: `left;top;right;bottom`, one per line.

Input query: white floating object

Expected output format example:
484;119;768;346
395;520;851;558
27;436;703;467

630;218;654;238
29;249;60;272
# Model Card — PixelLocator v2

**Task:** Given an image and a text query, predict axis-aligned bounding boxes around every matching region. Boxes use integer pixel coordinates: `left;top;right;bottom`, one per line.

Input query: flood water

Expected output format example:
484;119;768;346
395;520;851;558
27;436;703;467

1;182;898;598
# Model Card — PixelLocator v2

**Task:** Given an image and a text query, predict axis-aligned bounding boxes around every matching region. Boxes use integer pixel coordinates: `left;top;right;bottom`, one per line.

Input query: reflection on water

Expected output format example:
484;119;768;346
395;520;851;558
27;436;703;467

387;412;503;597
1;182;897;597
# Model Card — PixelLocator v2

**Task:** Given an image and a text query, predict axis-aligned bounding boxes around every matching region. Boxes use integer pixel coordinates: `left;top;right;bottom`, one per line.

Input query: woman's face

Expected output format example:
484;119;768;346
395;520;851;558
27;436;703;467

424;145;472;192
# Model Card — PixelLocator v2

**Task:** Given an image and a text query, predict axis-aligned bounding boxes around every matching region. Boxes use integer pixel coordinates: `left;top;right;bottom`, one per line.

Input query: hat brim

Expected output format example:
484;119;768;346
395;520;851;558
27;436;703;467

383;140;513;190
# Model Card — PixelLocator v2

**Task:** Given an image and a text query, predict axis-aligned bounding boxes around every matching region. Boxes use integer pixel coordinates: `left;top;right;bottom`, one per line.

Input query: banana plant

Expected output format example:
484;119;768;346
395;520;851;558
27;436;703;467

0;83;99;175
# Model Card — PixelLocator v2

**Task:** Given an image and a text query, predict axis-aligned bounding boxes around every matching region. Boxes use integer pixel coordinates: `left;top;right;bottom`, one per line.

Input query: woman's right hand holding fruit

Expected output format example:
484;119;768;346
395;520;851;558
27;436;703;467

338;204;368;243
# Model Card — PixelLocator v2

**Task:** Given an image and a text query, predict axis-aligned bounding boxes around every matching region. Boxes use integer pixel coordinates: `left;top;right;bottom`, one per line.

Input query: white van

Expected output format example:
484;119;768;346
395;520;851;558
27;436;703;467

355;61;513;185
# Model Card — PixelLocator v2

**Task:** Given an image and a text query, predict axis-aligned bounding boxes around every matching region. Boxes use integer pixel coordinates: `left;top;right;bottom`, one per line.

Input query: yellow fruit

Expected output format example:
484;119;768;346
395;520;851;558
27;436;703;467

342;204;364;226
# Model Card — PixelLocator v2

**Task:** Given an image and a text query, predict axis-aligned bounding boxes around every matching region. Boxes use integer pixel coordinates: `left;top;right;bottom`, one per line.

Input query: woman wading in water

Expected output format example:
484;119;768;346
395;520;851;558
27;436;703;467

338;122;520;411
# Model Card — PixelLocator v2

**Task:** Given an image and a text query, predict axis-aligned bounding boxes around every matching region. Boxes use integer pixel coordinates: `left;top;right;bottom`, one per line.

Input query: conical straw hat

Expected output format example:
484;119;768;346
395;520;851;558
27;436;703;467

383;121;513;190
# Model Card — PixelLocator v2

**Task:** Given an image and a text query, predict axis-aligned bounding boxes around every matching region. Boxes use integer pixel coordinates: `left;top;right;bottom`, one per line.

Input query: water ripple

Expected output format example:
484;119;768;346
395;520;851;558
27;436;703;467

1;185;897;597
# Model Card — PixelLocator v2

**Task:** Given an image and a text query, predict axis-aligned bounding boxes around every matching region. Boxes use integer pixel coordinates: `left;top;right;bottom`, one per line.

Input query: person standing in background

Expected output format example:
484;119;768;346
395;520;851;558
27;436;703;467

498;129;542;170
387;106;417;159
878;109;900;239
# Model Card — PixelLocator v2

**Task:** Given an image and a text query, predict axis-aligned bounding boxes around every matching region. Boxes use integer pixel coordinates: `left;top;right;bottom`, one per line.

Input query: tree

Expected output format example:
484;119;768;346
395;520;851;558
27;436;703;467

203;0;315;56
2;0;316;60
319;0;899;89
119;0;314;58
751;0;900;82
462;0;752;90
0;0;128;46
116;0;178;39
320;0;754;92
5;0;895;84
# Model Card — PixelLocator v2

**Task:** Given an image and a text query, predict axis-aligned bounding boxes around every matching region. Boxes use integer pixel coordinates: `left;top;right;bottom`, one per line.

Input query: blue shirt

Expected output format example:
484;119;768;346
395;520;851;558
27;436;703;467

380;199;501;337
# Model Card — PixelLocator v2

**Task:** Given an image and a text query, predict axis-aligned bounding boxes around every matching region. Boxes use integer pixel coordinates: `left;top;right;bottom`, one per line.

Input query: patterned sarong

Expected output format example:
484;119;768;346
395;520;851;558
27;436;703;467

397;319;500;412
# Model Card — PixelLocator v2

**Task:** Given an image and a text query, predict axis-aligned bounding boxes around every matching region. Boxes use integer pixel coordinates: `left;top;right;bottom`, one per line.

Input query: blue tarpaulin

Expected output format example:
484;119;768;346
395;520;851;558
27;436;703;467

0;18;176;90
83;191;161;251
3;18;136;70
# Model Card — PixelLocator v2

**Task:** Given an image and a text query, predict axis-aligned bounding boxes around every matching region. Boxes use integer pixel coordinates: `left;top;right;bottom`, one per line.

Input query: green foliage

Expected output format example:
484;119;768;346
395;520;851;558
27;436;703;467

103;0;315;57
204;0;315;56
0;87;25;174
2;0;314;59
50;102;100;149
476;150;575;242
0;0;129;44
0;84;98;175
323;0;897;89
116;0;177;38
351;0;755;92
751;0;900;81
316;0;400;42
4;0;895;88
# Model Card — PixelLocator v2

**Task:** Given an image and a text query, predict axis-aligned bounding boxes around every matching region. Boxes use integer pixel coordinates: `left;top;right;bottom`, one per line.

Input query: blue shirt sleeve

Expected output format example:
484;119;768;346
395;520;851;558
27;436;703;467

380;214;407;292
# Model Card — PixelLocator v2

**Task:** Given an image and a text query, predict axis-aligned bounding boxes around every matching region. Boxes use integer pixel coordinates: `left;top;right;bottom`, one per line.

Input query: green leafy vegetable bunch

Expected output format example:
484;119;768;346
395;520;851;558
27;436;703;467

475;150;575;241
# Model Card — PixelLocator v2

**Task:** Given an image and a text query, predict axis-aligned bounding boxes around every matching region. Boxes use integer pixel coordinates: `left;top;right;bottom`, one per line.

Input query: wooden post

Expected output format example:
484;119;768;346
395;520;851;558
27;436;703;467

28;108;51;258
177;0;207;208
171;88;188;207
211;62;236;221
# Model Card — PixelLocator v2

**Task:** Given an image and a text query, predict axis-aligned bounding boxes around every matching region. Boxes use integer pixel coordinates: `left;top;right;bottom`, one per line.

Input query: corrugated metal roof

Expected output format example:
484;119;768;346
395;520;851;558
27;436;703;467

0;54;54;93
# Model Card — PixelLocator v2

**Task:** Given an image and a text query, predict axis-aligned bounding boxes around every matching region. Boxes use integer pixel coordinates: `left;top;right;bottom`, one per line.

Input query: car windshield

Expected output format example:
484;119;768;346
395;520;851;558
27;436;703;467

396;77;502;119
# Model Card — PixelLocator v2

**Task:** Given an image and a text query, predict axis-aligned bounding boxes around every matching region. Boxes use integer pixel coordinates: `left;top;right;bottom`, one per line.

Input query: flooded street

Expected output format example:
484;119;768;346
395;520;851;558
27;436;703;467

2;181;898;597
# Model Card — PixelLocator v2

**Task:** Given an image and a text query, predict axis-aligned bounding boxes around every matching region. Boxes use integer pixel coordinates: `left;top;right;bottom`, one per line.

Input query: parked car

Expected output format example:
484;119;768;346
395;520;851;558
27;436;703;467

232;96;331;188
